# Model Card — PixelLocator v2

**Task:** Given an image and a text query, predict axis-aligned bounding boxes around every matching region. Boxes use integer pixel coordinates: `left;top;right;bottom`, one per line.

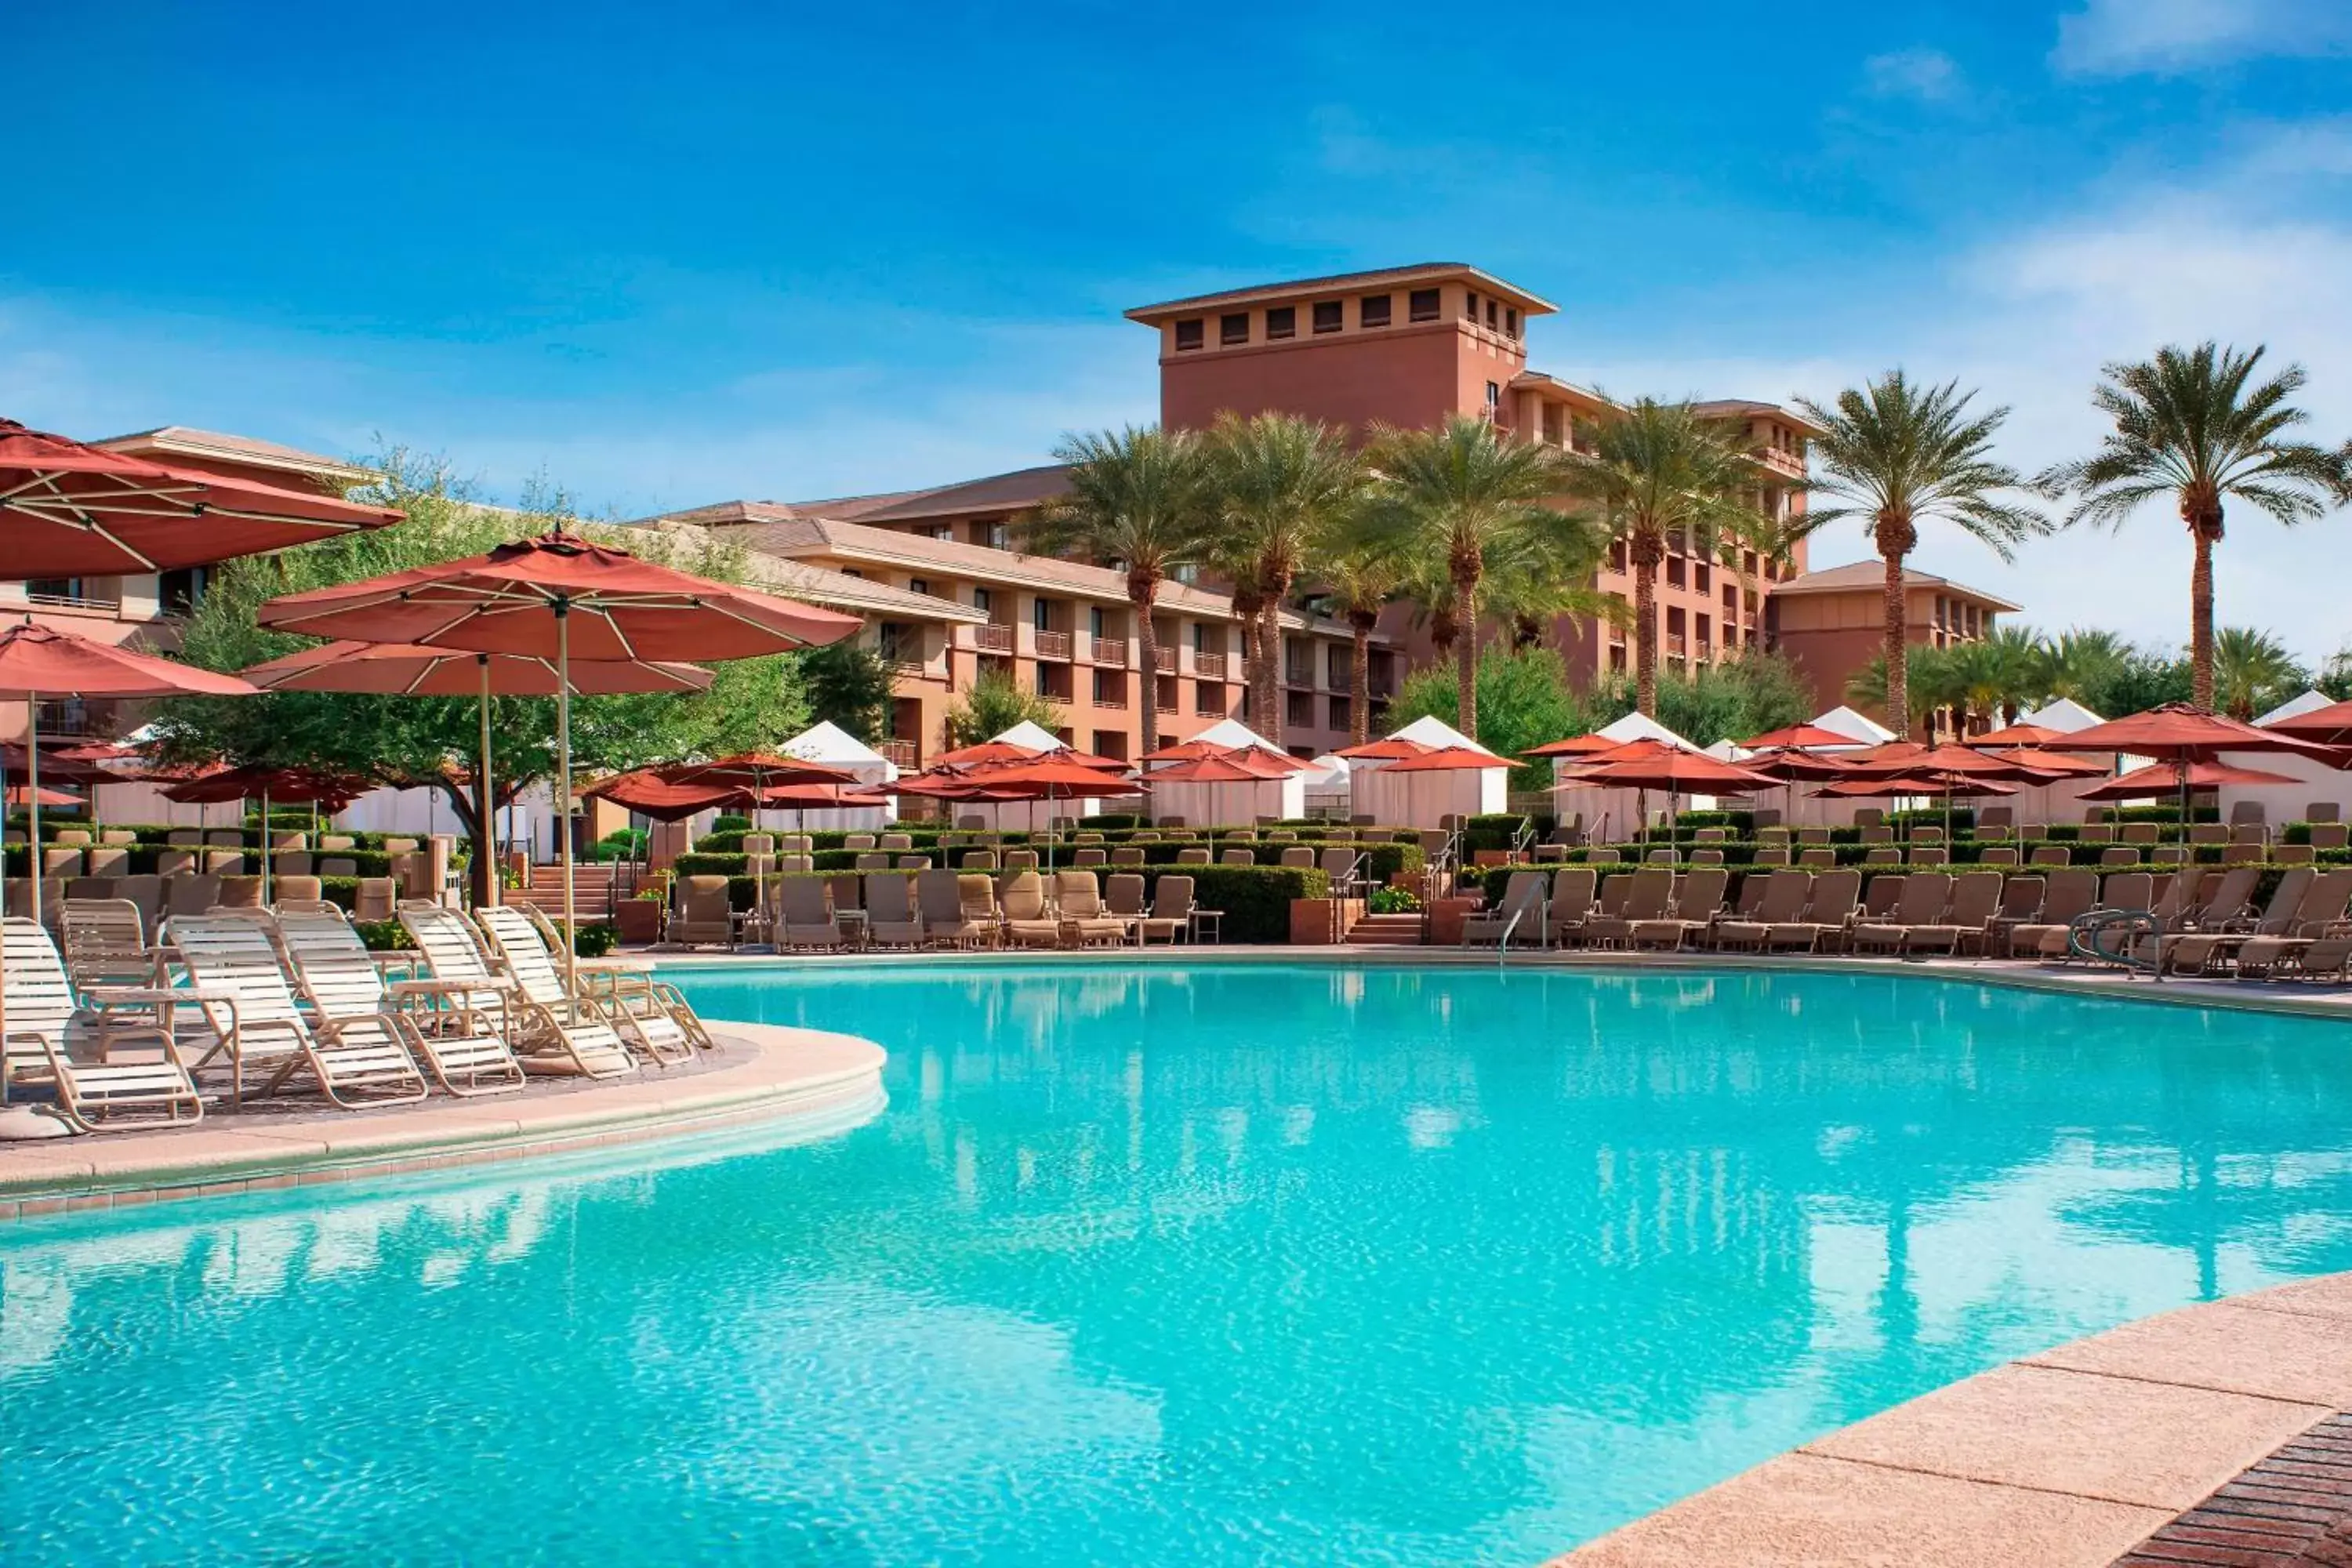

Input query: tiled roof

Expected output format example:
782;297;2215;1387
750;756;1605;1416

1692;399;1829;437
1125;263;1555;322
1772;559;2021;612
95;426;379;485
746;557;989;624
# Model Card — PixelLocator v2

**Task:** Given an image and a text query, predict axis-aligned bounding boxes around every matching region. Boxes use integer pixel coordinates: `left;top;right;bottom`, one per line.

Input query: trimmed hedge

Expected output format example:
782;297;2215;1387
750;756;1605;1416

1480;858;2309;908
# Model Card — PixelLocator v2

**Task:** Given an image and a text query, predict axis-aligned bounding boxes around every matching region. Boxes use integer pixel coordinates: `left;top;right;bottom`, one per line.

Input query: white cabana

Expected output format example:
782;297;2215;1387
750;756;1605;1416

775;720;896;830
1809;705;1897;746
1354;747;1508;826
1178;717;1289;757
2217;691;2352;827
1388;714;1494;754
1151;769;1305;827
944;720;1128;831
2016;697;2105;735
1300;753;1350;816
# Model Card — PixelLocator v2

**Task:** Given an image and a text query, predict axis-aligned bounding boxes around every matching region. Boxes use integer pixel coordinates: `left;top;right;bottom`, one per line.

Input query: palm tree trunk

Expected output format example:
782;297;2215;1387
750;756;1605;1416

1875;510;1918;742
1349;617;1373;746
1232;583;1262;734
1453;569;1480;740
1131;575;1161;756
1258;597;1287;744
1632;540;1661;717
2189;518;2218;711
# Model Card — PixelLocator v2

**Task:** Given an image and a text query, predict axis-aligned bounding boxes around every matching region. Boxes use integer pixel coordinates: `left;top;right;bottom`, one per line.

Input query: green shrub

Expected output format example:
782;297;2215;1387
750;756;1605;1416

1080;813;1142;829
1368;886;1420;914
354;918;415;951
711;814;752;833
570;921;619;958
1463;813;1531;855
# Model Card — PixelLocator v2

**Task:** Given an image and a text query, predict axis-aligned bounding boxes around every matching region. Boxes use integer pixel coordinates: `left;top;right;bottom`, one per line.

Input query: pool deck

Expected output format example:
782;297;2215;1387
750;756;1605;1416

0;1022;884;1221
1548;1272;2352;1568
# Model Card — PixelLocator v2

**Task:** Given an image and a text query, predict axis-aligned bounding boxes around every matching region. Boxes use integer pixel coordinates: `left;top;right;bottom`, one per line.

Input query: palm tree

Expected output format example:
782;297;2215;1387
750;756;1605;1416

2031;627;2128;706
1562;398;1759;717
2040;343;2345;711
1359;416;1574;740
2211;626;2307;722
1978;625;2047;724
1311;539;1406;746
1794;372;2049;740
1203;412;1363;743
1025;426;1214;755
1846;644;1954;735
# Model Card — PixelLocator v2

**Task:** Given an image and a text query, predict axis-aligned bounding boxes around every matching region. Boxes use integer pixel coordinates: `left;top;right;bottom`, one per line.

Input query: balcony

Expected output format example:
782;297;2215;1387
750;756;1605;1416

1033;630;1072;662
974;624;1014;655
1194;651;1227;681
1153;647;1176;673
879;739;919;768
1284;664;1315;688
1091;635;1127;666
1665;633;1688;656
1092;690;1127;710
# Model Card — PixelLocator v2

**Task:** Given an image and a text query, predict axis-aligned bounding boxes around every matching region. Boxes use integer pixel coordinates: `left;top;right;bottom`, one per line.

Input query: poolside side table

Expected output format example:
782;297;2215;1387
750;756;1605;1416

1189;908;1223;944
83;984;240;1100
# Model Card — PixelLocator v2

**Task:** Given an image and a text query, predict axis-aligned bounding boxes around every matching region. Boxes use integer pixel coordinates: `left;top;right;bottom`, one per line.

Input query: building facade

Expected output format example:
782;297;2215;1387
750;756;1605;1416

1766;562;2020;722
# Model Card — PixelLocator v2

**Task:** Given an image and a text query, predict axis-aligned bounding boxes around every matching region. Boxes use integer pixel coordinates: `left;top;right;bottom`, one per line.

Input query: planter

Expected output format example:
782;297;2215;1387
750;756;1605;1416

1288;898;1340;946
614;899;665;945
1428;896;1480;946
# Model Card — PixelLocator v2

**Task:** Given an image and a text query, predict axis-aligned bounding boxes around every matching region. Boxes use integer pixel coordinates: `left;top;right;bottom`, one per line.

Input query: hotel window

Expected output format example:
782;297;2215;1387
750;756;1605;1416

1464;290;1479;320
1694;562;1711;593
1485;299;1498;328
1091;606;1108;637
1196;681;1223;713
1609;539;1627;572
1484;381;1501;415
985;521;1008;550
909;578;930;597
1220;312;1250;346
1174;318;1204;351
1696;612;1711;646
1359;294;1392;328
972;587;993;613
1266;305;1296;340
1192;622;1208;652
1408;287;1440;322
839;568;863;579
1328;694;1352;731
926;524;953;541
1541;405;1564;445
1504;307;1519;338
1312;300;1342;335
1035;664;1054;697
159;565;209;615
1033;597;1051;630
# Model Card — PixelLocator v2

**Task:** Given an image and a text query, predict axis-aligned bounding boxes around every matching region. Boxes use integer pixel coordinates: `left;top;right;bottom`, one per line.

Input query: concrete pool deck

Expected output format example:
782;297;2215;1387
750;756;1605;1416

0;1022;884;1221
1549;1272;2352;1567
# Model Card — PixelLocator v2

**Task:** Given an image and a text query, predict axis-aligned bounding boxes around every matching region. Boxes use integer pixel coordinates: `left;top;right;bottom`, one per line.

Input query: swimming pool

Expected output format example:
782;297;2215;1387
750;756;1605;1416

6;963;2352;1565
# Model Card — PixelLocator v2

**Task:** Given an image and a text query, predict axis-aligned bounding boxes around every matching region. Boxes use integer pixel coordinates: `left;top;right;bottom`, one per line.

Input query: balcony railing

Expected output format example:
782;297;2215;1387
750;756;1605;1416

25;592;122;614
1153;647;1176;673
879;739;918;768
1665;633;1688;656
1284;664;1315;688
1033;630;1072;661
975;624;1014;654
1093;691;1127;710
1194;652;1226;681
1156;695;1178;714
1091;635;1127;666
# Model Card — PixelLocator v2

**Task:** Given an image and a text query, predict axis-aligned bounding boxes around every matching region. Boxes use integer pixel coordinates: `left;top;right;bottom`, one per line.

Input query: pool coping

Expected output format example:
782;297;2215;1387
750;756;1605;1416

0;1022;886;1221
1546;1271;2352;1567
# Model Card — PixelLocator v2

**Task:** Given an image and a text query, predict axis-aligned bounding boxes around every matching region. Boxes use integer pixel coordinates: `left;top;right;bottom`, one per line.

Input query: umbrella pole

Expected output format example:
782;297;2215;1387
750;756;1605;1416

479;655;498;908
556;603;576;988
260;786;271;906
24;693;38;927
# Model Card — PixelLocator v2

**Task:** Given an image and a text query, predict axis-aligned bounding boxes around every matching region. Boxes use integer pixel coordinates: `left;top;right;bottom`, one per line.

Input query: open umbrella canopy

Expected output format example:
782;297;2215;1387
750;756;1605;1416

1971;721;2073;747
0;744;105;786
0;621;256;700
960;757;1139;793
1740;722;1860;750
2078;759;2305;800
0;418;401;575
1733;746;1857;782
1814;772;2019;799
1334;736;1431;760
255;531;862;659
240;641;714;696
5;783;83;809
1382;745;1511;774
1138;738;1312;771
1846;742;2049;779
583;768;743;822
2063;702;2342;761
159;763;367;808
753;781;894;809
662;753;858;791
1145;750;1301;784
1523;733;1623;758
927;740;1040;768
1992;746;2109;778
2263;698;2352;750
1555;750;1778;793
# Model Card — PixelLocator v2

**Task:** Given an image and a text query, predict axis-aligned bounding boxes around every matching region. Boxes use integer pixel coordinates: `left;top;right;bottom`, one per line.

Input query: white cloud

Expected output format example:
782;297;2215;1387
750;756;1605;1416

2053;0;2352;77
1864;48;1962;103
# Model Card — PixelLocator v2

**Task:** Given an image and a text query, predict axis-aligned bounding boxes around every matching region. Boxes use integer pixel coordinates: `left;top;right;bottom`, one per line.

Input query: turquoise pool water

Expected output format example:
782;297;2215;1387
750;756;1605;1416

6;964;2352;1565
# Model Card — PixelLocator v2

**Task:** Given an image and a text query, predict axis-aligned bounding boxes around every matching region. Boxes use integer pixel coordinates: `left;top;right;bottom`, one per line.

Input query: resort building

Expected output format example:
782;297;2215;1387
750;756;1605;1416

1765;561;2020;717
0;426;375;745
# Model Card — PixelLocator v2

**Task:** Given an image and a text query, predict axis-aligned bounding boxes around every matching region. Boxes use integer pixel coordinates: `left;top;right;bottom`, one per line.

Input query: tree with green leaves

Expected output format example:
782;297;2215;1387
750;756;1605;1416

2211;626;2310;722
1359;415;1581;741
150;450;808;903
1024;426;1214;755
1794;372;2049;740
1203;412;1363;743
1309;535;1406;747
2030;627;2129;706
799;639;897;742
941;669;1065;748
2039;343;2346;711
1385;644;1580;791
1563;398;1760;719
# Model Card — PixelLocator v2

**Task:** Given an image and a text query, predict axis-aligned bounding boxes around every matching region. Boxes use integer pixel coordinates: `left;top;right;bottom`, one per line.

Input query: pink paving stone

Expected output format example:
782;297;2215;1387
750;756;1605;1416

2234;1275;2352;1325
2027;1304;2352;1409
1550;1452;2168;1568
1802;1363;2332;1511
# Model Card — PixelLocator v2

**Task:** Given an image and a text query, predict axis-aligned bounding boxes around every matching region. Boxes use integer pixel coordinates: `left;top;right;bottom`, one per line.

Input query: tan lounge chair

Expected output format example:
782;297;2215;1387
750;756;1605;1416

278;907;523;1097
0;918;201;1132
399;904;636;1079
1003;871;1062;947
477;905;697;1066
1586;867;1673;949
1546;867;1599;946
669;876;737;949
1632;867;1727;949
864;873;925;949
1850;873;1953;954
1053;871;1129;946
171;913;430;1109
1714;869;1809;953
1771;869;1860;953
1902;869;2004;956
2006;869;2100;960
771;878;841;950
916;869;992;948
1139;876;1193;945
1463;871;1547;949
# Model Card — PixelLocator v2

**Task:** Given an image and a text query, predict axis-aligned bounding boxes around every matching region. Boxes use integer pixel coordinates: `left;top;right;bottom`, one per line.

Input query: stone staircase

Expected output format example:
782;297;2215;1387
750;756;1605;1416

511;862;623;921
1347;912;1425;947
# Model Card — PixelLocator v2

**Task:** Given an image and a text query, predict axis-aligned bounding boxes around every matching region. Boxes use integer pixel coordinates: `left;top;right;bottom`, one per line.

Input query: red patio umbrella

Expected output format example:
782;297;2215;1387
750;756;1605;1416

1379;745;1511;773
1524;732;1622;758
1814;773;2018;798
1139;738;1312;771
2062;703;2344;840
2078;760;2304;801
1971;721;2073;747
1740;722;1860;750
660;753;862;916
2263;699;2352;750
0;419;401;575
581;769;742;823
255;532;860;971
162;763;368;902
6;784;82;810
0;622;256;920
1334;736;1430;760
1991;747;2108;778
1556;750;1778;857
242;640;719;900
933;757;1141;869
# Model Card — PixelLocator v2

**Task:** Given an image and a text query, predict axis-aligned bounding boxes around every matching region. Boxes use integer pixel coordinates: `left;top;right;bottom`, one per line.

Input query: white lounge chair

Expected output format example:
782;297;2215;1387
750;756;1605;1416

477;904;700;1065
0;918;202;1133
400;904;637;1078
276;907;524;1097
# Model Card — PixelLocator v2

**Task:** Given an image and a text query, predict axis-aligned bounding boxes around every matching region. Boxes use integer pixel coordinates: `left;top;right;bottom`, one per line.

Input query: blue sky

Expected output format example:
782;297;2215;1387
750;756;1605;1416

5;0;2350;656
